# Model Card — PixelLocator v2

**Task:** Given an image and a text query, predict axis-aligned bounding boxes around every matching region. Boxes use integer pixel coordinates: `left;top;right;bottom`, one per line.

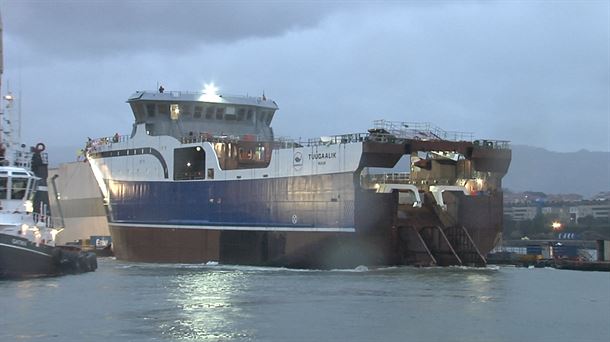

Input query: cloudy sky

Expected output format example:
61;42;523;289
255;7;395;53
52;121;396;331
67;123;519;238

1;0;608;164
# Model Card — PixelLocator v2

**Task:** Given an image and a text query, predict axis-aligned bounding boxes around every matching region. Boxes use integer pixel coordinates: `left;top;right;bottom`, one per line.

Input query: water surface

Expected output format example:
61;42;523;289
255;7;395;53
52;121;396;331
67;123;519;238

1;259;608;341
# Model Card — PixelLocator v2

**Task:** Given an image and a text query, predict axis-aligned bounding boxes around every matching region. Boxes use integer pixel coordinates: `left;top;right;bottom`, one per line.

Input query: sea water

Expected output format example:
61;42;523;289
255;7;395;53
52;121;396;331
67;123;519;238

1;258;609;341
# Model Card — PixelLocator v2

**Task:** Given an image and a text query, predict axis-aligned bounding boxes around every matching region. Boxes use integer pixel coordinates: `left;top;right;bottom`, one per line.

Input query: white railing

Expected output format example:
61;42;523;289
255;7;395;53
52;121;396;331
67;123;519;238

373;120;474;142
31;212;64;229
364;172;411;184
86;120;511;152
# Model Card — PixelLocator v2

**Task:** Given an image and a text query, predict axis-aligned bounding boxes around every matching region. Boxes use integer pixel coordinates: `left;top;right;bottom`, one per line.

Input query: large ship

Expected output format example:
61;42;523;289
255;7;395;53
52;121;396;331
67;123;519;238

86;87;511;268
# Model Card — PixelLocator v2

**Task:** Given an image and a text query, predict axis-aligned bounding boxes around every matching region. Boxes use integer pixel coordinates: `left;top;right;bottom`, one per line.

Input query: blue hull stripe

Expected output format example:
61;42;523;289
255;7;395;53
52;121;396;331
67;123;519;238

109;222;355;232
107;173;356;229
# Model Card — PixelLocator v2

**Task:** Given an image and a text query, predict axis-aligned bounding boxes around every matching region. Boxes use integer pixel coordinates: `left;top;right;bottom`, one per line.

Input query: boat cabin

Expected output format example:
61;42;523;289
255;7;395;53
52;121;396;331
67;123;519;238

127;90;278;142
0;167;37;211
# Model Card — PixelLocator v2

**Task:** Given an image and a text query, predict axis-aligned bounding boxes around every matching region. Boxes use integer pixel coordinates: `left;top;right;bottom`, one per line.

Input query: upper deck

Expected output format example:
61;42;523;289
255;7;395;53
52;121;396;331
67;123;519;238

128;90;279;109
127;89;279;141
87;117;511;182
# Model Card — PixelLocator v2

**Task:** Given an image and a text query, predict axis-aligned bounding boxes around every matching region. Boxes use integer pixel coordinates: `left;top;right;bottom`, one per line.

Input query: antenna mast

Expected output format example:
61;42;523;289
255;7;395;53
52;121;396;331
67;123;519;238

0;12;5;164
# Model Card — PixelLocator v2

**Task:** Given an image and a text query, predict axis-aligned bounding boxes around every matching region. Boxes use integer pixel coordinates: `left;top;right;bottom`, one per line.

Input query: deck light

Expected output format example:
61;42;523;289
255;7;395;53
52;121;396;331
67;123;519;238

203;83;219;96
24;200;33;213
200;83;221;102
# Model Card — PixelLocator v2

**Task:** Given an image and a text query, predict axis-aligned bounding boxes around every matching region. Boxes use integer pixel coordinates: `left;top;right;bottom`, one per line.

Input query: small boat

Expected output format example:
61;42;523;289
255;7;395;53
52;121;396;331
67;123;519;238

0;13;96;279
0;165;97;279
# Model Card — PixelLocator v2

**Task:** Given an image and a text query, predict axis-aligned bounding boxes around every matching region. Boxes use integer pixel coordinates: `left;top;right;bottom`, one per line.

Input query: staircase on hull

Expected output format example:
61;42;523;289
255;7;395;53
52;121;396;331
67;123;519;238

391;190;487;267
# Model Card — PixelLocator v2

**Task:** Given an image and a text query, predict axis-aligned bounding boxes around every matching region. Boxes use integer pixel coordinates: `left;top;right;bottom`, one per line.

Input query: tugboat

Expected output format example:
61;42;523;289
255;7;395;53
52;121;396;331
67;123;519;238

0;101;98;280
0;13;96;279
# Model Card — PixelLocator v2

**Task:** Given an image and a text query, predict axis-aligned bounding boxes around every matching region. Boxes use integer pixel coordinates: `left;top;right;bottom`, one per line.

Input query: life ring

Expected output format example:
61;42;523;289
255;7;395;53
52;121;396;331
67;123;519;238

35;143;46;152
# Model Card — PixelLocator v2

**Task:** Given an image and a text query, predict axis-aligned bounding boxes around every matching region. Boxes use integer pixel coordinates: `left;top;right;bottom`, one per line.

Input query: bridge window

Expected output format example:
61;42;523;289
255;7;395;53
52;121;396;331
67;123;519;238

181;104;192;118
237;108;246;121
225;106;237;120
158;104;169;116
146;103;156;117
247;109;253;121
258;111;268;122
132;103;145;121
11;178;28;200
215;107;225;120
194;106;203;118
206;106;215;119
0;177;7;199
28;179;38;201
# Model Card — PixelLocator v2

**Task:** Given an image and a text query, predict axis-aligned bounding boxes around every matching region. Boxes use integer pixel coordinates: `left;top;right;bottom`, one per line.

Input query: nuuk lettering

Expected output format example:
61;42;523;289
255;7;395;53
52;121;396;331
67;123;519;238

12;239;27;247
308;152;336;160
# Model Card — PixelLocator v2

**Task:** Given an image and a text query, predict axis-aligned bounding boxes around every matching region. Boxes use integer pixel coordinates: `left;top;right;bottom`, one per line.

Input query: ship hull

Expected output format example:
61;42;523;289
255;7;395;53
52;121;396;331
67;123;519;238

106;172;357;229
105;176;503;268
106;172;400;268
90;125;509;268
109;224;398;268
0;233;60;278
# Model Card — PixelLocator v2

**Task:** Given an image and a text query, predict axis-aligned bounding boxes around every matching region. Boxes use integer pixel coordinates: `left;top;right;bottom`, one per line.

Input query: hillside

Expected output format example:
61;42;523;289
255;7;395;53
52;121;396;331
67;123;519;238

503;145;610;198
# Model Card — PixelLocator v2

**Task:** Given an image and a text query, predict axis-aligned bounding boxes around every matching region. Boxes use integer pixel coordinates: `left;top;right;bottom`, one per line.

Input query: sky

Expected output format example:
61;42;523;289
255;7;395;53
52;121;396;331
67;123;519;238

1;0;609;165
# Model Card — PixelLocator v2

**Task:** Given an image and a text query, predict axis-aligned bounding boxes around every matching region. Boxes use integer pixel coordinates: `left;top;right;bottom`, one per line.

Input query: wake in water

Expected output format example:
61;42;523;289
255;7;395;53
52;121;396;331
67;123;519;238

106;256;500;275
110;259;411;274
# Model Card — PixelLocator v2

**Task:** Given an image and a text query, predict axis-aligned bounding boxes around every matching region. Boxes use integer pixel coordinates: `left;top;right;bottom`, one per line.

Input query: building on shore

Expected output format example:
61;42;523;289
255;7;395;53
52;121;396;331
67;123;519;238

503;191;610;241
504;200;610;223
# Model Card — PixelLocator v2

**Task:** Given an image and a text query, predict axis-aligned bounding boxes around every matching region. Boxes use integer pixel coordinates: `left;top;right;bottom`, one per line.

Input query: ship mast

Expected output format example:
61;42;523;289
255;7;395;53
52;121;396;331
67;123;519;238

0;12;33;168
0;12;5;164
0;12;12;166
0;11;3;94
0;12;13;167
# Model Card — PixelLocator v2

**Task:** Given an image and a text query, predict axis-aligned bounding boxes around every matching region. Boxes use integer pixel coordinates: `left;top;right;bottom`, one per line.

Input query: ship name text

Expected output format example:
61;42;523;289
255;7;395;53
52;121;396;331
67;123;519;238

308;152;337;160
12;239;27;247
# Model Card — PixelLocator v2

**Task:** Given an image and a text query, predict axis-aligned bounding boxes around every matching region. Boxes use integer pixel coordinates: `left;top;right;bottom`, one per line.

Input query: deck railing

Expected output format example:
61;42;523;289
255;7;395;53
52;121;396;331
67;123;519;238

31;213;63;229
473;139;511;150
373;120;474;142
86;121;510;151
365;172;412;184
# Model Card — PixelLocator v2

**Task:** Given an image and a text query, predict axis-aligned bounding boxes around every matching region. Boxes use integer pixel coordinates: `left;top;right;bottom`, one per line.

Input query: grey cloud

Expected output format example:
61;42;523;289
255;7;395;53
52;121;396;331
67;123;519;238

1;0;344;62
0;1;608;165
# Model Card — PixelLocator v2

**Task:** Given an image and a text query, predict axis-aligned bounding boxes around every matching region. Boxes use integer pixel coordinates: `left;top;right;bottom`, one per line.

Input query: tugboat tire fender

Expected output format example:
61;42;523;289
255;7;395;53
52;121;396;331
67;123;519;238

52;248;63;264
86;252;98;271
76;254;87;272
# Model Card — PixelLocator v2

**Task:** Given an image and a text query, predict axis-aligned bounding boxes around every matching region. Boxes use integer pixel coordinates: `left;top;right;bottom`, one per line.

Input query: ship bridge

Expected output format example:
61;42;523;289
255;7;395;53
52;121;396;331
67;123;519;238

127;90;278;141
